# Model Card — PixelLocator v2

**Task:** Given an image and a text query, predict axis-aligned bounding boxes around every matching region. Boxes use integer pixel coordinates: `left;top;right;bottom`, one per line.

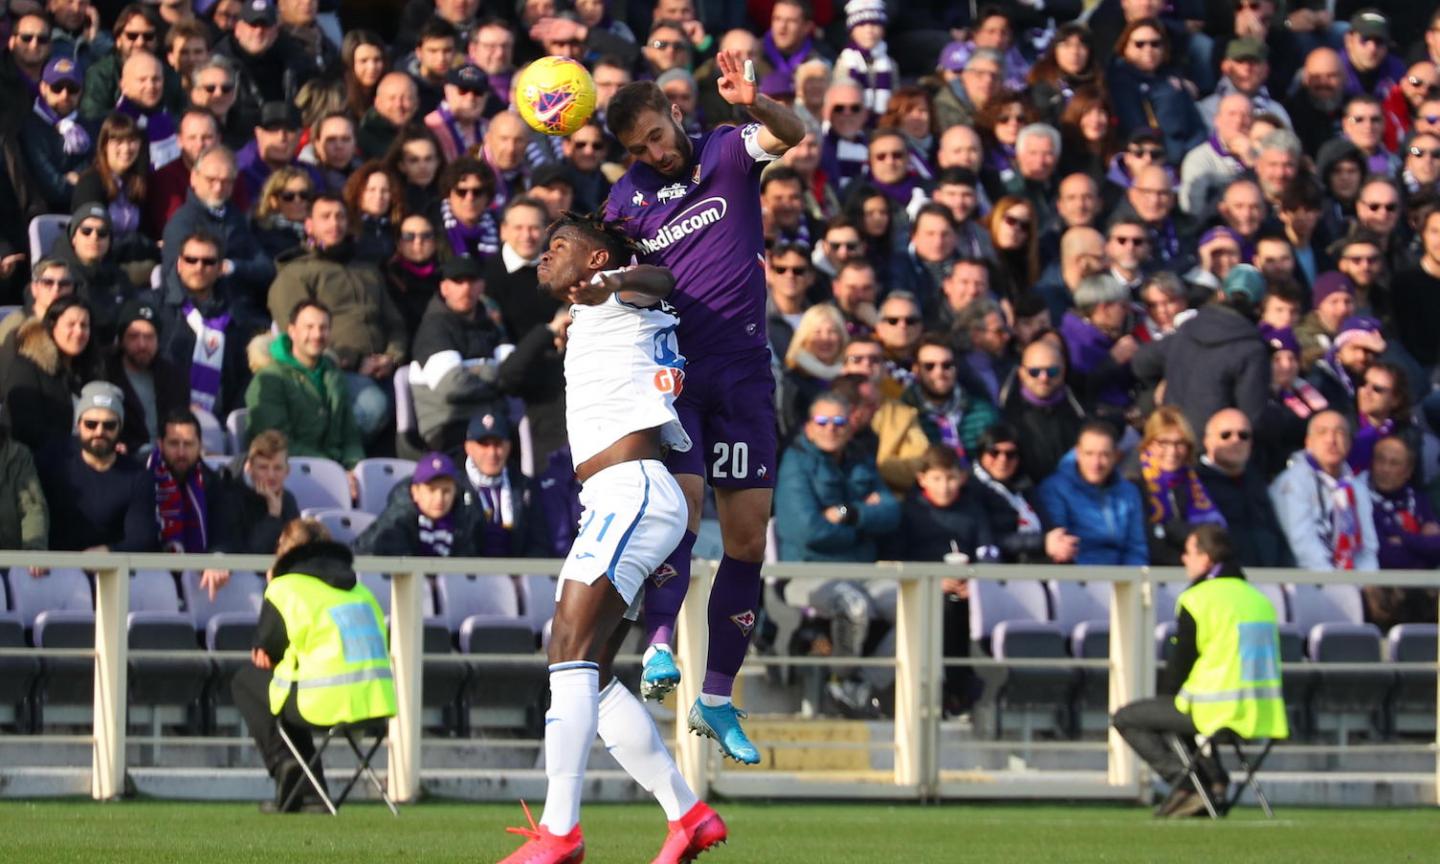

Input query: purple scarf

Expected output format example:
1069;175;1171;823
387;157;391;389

436;100;483;158
1348;413;1395;472
1020;386;1067;408
1208;133;1245;174
440;198;498;259
34;97;90;155
417;512;455;557
109;188;140;237
840;40;894;98
150;449;208;553
114;96;178;167
869;172;920;208
761;31;814;89
1138;448;1224;527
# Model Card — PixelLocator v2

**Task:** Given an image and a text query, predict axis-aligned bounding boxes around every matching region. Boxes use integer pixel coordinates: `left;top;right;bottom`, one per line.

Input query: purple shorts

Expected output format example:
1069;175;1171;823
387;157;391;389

665;348;777;489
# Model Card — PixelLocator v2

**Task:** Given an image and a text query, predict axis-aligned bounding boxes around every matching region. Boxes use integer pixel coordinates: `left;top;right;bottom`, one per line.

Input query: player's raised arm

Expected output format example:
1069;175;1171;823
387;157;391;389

715;49;805;156
604;265;676;304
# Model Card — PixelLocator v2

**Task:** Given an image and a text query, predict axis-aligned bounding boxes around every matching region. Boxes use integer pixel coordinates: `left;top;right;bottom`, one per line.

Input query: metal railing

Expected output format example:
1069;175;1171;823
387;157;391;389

0;551;1436;804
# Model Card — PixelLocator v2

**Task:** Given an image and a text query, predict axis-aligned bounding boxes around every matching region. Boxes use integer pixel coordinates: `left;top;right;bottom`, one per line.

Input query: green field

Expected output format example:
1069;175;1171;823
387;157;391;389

2;800;1437;863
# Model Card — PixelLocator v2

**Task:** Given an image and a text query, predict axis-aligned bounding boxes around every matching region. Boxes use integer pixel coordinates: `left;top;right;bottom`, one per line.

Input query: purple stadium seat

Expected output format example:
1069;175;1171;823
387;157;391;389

357;571;438;620
1286;584;1364;636
353;458;416;516
968;579;1057;648
127;611;211;715
1252;583;1288;622
434;573;521;634
33;609;96;709
7;568;91;630
130;570;181;614
1308;621;1389;739
459;613;545;731
1048;580;1110;643
181;570;263;633
193;407;227;455
225;408;249;455
518;575;558;636
286;457;351;512
458;613;536;654
0;607;37;725
309;508;377;545
1387;624;1438;735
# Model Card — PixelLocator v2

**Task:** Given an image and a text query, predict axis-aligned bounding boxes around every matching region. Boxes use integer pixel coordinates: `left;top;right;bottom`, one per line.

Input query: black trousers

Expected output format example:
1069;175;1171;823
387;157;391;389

231;664;317;778
1112;697;1225;787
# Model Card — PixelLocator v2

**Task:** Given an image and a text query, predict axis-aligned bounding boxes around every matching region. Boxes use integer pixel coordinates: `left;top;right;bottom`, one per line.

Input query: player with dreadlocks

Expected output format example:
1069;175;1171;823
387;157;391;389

497;212;727;864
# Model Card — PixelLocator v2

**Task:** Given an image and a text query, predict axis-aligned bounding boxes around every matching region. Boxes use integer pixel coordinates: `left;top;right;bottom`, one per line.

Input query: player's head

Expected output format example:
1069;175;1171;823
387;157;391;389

607;80;692;179
537;211;638;303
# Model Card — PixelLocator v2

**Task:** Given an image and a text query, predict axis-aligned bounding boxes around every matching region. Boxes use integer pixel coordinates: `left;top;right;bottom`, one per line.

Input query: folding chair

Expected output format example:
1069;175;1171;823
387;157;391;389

276;719;399;816
1166;730;1276;820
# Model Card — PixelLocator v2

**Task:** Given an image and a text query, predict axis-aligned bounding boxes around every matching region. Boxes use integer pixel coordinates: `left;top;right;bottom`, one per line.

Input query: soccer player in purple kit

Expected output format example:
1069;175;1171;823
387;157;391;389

603;50;805;764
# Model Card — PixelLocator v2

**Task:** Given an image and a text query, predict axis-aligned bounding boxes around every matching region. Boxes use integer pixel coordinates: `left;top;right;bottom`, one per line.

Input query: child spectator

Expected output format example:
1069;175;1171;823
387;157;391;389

834;0;894;116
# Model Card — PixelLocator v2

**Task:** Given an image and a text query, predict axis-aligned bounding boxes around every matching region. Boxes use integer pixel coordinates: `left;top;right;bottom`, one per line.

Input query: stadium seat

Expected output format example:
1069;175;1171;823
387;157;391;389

421;618;468;733
1153;582;1185;623
32;610;95;725
970;579;1074;737
0;304;22;324
434;573;522;634
309;509;376;545
7;567;91;631
459;613;546;733
203;455;231;475
225;408;249;455
182;570;263;635
1307;622;1390;743
1385;624;1437;737
130;570;182;614
204;611;259;734
286;457;351;512
353;458;416;515
127;612;211;732
28;214;69;261
1048;580;1111;644
517;574;557;639
0;608;38;731
394;365;424;459
1286;584;1365;646
194;407;227;455
1278;626;1313;741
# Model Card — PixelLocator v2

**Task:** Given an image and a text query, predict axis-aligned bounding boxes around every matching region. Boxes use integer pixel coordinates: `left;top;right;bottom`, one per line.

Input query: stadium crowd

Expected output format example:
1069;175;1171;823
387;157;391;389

2;0;1440;718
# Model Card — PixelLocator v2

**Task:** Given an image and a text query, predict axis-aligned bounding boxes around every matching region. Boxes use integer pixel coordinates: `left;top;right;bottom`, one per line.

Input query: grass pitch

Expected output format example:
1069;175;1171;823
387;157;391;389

2;799;1437;863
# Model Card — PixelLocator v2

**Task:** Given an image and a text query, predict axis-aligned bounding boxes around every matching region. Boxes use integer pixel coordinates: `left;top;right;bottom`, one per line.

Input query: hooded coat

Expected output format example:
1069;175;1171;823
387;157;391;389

1131;302;1270;435
1037;451;1149;566
0;317;94;468
243;333;364;468
267;241;408;371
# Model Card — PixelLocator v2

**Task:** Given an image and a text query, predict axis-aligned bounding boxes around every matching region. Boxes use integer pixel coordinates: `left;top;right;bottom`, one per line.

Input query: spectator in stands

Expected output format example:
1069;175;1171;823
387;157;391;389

1308;315;1385;418
382;212;442;339
1342;10;1404;101
774;388;900;716
1270;409;1379;572
1051;173;1102;260
245;299;364;469
1133;263;1269;434
357;72;418;160
1332;230;1389;320
22;55;94;212
235;101;315;203
457;409;552;558
1028;22;1101;124
1038;420;1148;566
72;112;152;266
1401;132;1440;200
1341;95;1399;177
0;9;53;103
251;167;314;259
985;196;1041;302
1255;323;1329;478
1113;523;1288;820
779;304;848;443
1348;361;1418;473
1060;274;1136;425
0;407;48;552
110;51;180;171
302;112;361;197
751;0;823;100
863;129;928;221
50;203;133;347
1199;38;1292;131
163;19;211;91
1105;18;1206;165
146;110;236;237
434;155;499;261
81;7;183;122
970;422;1077;566
411;257;504;453
873;291;923;398
761;168;813;247
1126;406;1225;566
1003;336;1085;486
1364;436;1440;628
342;160;404;267
901;333;998;461
406;17;459;116
560;119;610;213
929;170;992;262
476;111;527;211
224;429;300;556
1034;226;1105;327
1133;272;1187;343
1393;205;1440;370
467;19;514;101
953;298;1014;405
44;381;157;552
267;194;407;442
190;56;248;150
1004;124;1061;235
934;47;1000;132
162;145;274;303
1;296;101;470
354;451;484;556
830;356;929;496
819;82;869;195
1278;179;1329;289
1055;89;1114;185
423;62;489;163
104;299;186;454
1179;94;1252;218
829;258;879;339
1197;408;1293;568
1296;271;1356;370
0;259;74;348
154;231;256;420
149;408;229;558
1105;217;1151;295
765;236;814;360
525;163;577;221
232;518;392;813
214;0;316;136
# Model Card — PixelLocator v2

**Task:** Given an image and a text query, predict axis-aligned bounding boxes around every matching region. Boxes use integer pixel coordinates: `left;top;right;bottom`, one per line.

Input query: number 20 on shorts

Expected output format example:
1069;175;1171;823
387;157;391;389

712;441;748;480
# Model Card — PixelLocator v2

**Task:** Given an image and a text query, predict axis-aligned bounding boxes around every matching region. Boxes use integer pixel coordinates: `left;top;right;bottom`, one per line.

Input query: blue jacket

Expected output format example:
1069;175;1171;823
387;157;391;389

1037;451;1148;566
775;436;901;563
1104;60;1206;165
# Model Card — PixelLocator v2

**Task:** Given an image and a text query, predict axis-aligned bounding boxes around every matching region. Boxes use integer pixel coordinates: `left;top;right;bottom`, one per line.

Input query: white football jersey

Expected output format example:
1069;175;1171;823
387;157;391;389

564;270;691;467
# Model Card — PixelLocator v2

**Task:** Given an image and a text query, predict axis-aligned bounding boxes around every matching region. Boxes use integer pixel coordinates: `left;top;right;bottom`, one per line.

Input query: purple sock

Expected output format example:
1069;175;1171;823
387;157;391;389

643;530;695;647
702;555;763;697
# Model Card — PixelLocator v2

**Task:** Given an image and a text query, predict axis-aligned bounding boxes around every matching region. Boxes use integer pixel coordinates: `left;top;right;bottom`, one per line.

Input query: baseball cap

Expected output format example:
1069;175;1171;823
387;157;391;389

439;256;484;281
447;63;489;93
258;101;301;131
412;452;458;485
76;381;125;425
466;410;512;442
1349;9;1389;41
1221;264;1265;303
238;0;278;26
117;299;159;338
1126;126;1164;147
1258;323;1300;355
1311;271;1356;307
42;56;81;89
938;41;967;73
1225;38;1268;63
1335;316;1387;354
530;162;574;190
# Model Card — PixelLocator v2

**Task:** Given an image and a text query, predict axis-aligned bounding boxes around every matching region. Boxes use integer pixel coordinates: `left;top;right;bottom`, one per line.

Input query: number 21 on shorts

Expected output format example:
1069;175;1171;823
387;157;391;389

712;441;748;480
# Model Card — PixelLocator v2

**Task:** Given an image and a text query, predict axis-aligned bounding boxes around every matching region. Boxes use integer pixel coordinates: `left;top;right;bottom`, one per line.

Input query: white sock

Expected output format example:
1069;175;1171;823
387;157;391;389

539;663;600;835
698;693;732;708
598;678;699;821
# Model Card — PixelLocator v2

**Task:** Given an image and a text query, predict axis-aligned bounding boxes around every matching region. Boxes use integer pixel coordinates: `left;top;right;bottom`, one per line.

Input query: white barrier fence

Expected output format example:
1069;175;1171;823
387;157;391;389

0;551;1435;804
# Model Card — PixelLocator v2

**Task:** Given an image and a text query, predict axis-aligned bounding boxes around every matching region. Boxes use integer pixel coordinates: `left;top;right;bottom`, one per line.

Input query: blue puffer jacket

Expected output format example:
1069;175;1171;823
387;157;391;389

1037;451;1149;566
775;436;901;563
1105;60;1206;165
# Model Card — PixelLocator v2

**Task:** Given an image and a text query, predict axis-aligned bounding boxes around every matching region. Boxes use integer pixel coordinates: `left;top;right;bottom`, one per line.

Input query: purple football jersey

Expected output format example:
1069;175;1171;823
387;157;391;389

604;124;777;358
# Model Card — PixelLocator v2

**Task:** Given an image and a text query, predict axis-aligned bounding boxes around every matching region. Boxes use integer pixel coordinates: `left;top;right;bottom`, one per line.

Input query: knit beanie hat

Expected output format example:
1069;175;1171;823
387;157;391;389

1311;271;1355;308
846;0;887;30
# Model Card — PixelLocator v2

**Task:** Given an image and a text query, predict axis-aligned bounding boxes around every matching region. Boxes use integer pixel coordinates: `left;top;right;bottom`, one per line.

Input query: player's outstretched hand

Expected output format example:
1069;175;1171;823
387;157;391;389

568;277;612;306
716;49;758;107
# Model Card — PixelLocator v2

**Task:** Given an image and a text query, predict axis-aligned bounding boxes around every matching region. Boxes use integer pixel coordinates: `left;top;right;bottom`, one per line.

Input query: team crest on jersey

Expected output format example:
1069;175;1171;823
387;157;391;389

653;367;684;395
657;183;688;203
650;563;678;587
632;190;647;206
730;609;756;636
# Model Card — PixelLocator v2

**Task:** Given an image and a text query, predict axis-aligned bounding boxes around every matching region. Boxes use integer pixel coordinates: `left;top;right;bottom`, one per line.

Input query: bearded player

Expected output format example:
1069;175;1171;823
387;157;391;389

498;213;726;864
603;50;804;764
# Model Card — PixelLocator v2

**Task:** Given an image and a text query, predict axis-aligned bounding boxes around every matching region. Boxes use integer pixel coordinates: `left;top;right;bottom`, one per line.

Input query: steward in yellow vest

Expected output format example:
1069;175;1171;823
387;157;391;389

231;529;395;812
1112;523;1287;819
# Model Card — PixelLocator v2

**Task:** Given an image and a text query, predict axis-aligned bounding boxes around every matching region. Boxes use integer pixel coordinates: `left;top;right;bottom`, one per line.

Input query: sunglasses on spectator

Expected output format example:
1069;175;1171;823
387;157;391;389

650;40;688;51
1217;429;1252;442
873;150;907;162
986;446;1019;459
827;240;861;251
1003;214;1031;230
77;225;111;238
1362;380;1392;395
36;277;74;289
15;32;51;44
1410;147;1440;159
1408;75;1437;88
121;30;157;43
569;140;604;150
882;315;921;326
1342;253;1381;264
846;353;883;365
278;190;312;203
181;254;219;267
401;231;435;243
1025;365;1062;378
48;81;80;95
1111;234;1148;246
200;82;237;94
1347;114;1383;125
1130;39;1162;50
830;103;864;114
919;361;955;371
770;265;809;276
1128;146;1165;160
1362;200;1398;212
452;186;488;199
81;419;120;432
811;415;849;427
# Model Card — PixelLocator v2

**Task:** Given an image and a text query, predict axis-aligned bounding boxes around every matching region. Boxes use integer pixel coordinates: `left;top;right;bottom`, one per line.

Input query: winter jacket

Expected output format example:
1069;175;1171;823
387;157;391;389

884;485;995;562
217;461;301;556
1104;60;1206;165
868;397;933;494
410;295;504;444
458;465;555;559
353;479;485;557
970;467;1050;564
1037;451;1148;566
0;420;47;549
103;350;188;455
774;435;900;564
19;105;95;211
1196;460;1294;569
1131;302;1270;435
1001;383;1086;486
1370;483;1440;570
153;285;262;421
253;540;357;666
385;256;440;340
243;333;364;468
51;231;135;346
1268;451;1379;572
0;317;94;470
162;191;275;303
79;52;185;121
213;31;315;137
42;444;156;552
267;241;408;371
899;379;999;460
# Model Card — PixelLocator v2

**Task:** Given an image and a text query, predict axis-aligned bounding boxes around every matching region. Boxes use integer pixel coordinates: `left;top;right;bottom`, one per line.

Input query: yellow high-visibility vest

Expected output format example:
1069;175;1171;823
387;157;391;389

1174;576;1289;740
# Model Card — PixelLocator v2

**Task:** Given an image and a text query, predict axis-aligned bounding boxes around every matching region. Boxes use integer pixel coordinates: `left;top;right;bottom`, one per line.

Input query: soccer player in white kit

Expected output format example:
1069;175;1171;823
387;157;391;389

498;213;725;864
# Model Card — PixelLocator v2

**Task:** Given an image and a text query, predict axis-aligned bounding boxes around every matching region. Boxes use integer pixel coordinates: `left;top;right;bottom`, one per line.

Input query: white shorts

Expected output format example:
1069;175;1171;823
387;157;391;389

557;459;686;614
